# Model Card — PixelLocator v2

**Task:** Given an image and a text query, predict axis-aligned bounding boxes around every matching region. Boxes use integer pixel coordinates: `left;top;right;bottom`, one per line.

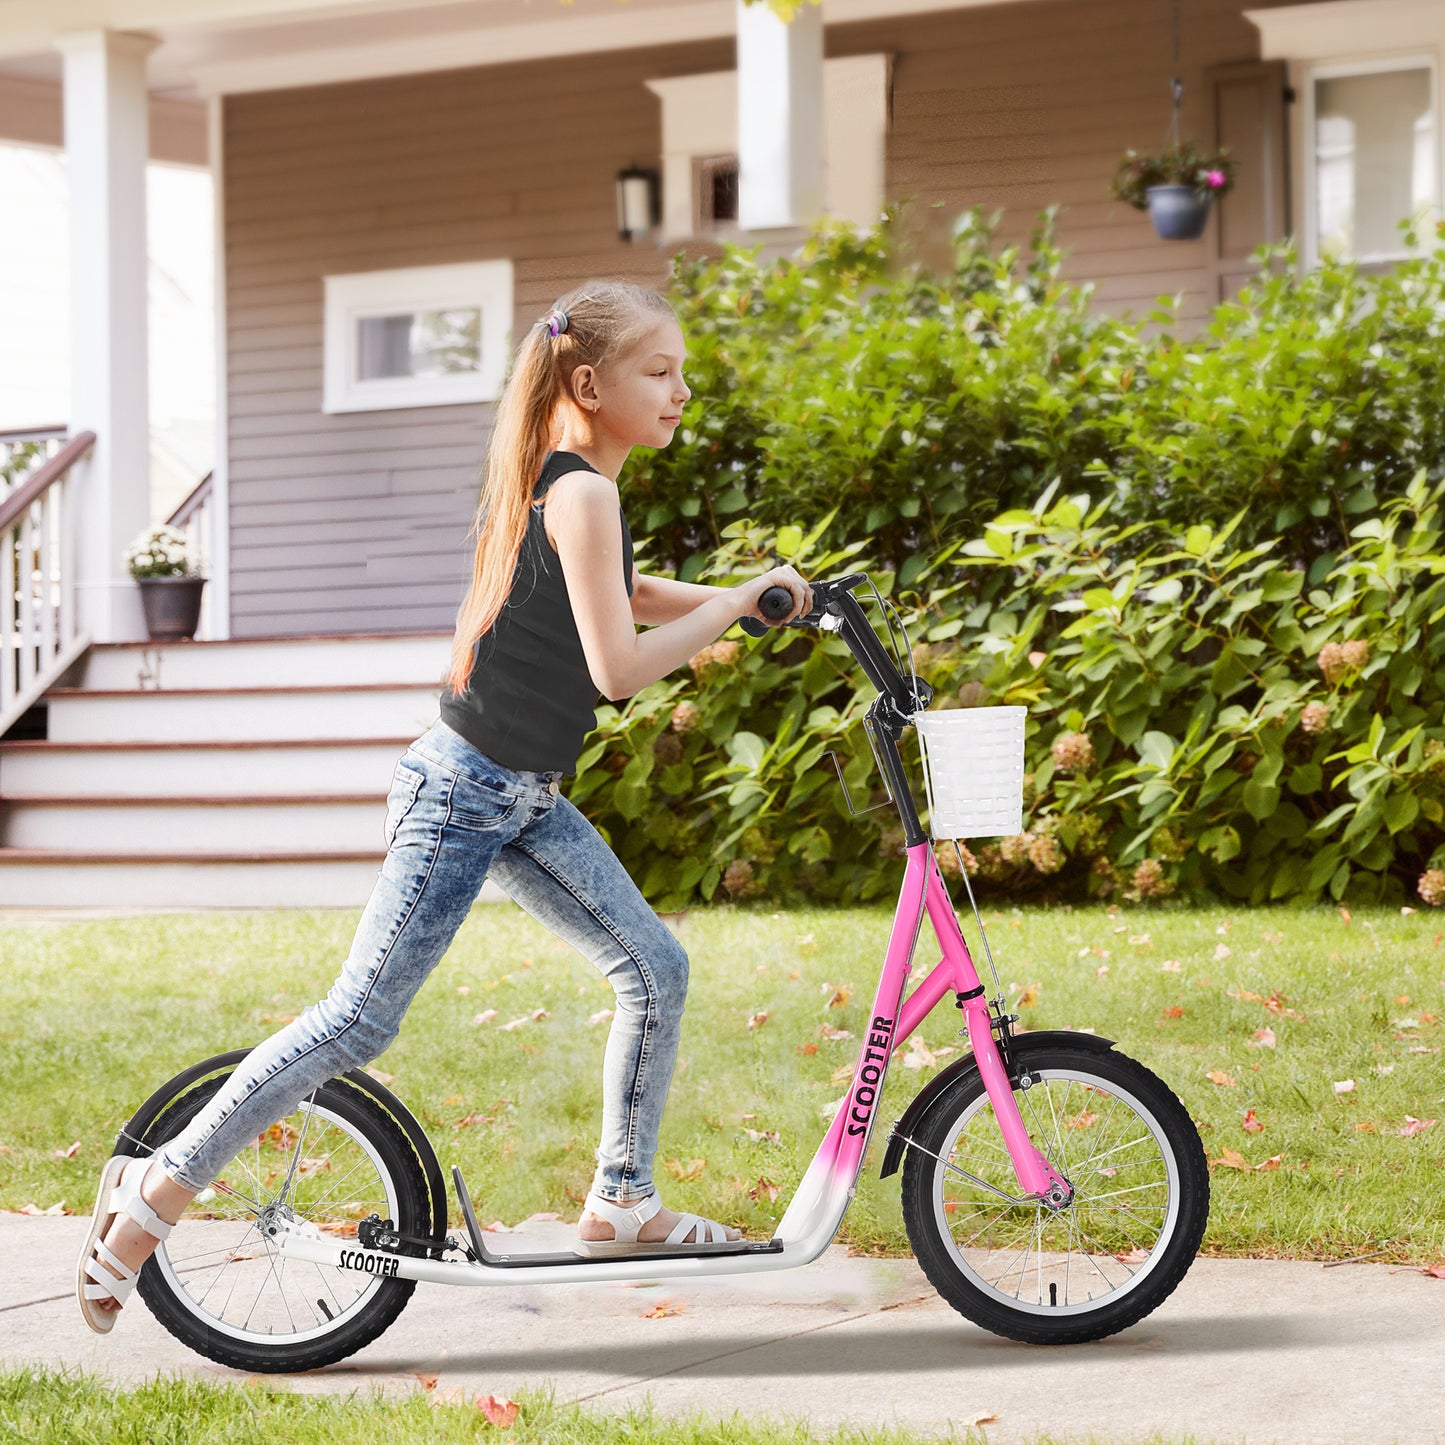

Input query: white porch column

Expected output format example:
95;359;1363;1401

57;29;158;644
735;0;826;232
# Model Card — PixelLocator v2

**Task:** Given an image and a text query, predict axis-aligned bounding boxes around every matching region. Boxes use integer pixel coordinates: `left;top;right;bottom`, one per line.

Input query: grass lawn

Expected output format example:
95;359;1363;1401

2;900;1441;1263
0;1367;1235;1445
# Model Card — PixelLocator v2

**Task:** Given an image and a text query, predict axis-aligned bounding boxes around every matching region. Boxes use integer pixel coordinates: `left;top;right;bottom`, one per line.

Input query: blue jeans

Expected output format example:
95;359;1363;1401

158;719;690;1206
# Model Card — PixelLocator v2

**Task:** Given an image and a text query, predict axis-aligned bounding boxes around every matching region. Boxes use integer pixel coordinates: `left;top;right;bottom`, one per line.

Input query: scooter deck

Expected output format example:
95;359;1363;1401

451;1166;783;1268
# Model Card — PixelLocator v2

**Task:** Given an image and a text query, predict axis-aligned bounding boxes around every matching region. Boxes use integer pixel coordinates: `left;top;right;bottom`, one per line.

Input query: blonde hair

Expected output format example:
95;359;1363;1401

446;281;677;697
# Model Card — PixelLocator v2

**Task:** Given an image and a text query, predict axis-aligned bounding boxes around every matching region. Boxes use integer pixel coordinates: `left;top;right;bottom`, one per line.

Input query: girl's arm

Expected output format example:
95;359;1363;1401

629;569;725;627
553;473;810;701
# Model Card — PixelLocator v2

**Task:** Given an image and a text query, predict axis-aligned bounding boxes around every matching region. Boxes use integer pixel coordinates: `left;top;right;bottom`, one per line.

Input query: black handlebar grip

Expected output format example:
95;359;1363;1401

759;585;795;621
739;584;802;638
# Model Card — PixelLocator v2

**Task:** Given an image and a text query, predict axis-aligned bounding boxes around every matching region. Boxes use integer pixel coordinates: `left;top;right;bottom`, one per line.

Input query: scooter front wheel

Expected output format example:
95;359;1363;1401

900;1043;1209;1345
133;1070;430;1372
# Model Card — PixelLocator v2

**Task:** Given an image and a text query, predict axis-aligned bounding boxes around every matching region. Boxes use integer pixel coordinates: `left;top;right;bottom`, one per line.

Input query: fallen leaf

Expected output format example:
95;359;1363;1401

970;1413;999;1428
1399;1116;1437;1137
1016;984;1040;1008
747;1010;769;1029
748;1177;780;1203
1242;1110;1264;1133
456;985;472;996
1255;1154;1283;1171
664;1157;706;1181
481;1220;513;1233
818;1023;854;1041
1214;944;1232;961
1206;1070;1237;1088
830;1061;854;1084
903;1036;937;1070
1162;1006;1185;1020
1333;1079;1356;1095
54;1141;82;1160
476;1393;519;1427
1353;1121;1377;1134
642;1301;685;1318
587;1008;613;1026
1423;1264;1445;1279
826;985;852;1009
1114;1246;1148;1264
472;1009;499;1026
820;1094;846;1122
796;1042;818;1055
1248;1027;1277;1049
740;1128;781;1146
1064;1111;1099;1129
1161;959;1182;973
797;933;817;954
414;1372;439;1392
1209;1148;1250;1171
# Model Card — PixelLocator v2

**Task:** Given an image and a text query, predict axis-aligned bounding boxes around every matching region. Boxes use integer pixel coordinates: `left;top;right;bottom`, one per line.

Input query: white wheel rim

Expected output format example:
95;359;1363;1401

927;1065;1182;1316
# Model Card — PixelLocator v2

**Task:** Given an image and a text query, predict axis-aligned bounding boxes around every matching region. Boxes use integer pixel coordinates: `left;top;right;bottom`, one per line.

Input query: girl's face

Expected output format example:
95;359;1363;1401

574;318;691;450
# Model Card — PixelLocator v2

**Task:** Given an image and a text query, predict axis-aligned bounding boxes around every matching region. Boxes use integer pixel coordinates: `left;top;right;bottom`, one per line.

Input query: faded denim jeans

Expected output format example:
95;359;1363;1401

158;718;690;1206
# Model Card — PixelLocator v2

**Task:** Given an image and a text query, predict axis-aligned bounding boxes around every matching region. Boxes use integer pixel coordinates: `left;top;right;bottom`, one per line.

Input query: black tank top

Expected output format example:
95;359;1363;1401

438;450;634;777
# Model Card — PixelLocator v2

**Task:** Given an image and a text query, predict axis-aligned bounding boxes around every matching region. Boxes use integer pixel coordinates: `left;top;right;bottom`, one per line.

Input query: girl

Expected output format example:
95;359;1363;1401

77;279;813;1330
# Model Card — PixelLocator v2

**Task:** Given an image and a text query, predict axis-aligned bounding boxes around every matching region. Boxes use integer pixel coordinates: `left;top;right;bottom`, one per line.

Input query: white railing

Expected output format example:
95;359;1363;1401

166;469;214;642
0;430;97;737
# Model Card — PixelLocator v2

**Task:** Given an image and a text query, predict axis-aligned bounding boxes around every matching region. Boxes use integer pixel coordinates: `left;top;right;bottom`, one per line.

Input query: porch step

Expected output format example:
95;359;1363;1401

45;683;442;743
0;738;414;796
1;795;386;851
0;851;512;909
72;630;451;691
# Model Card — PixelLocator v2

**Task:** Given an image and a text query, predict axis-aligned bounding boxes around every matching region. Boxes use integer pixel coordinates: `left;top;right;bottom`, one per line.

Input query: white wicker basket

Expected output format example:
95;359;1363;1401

912;705;1027;840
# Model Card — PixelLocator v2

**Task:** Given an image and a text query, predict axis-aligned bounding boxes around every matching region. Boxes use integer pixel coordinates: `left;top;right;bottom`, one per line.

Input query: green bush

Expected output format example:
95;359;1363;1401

592;205;1445;909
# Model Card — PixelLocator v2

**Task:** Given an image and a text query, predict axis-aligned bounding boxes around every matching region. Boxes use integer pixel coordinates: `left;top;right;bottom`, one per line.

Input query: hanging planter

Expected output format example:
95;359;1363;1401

1109;12;1237;242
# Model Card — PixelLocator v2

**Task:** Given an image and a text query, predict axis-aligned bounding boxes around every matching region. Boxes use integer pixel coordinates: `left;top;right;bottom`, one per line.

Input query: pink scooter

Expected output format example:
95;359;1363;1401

113;572;1208;1373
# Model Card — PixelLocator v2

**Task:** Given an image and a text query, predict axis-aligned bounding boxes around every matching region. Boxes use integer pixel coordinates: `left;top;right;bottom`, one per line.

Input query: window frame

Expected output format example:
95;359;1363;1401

321;259;513;414
1302;51;1440;271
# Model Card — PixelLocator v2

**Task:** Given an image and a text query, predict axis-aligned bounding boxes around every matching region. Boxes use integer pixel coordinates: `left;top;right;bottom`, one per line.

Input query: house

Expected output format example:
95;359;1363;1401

0;0;1438;906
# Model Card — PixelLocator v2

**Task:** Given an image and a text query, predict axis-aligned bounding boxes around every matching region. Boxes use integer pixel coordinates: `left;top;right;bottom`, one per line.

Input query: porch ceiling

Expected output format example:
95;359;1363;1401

0;0;1042;101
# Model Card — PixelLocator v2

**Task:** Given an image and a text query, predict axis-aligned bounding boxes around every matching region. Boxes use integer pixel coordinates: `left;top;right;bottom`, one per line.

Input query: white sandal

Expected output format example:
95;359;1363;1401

75;1153;175;1334
573;1188;741;1258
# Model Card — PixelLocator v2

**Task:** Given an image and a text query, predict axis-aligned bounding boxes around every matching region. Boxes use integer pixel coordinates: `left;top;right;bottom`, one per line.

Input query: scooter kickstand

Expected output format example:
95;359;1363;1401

451;1166;494;1265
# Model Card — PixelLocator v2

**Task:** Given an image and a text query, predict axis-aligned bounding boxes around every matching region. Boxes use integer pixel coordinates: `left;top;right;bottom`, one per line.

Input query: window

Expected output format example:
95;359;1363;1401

322;260;512;413
1307;56;1438;268
695;154;740;229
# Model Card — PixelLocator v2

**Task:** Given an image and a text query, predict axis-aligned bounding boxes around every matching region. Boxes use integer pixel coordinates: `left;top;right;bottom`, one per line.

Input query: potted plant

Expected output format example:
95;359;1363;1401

124;525;207;641
1110;140;1236;240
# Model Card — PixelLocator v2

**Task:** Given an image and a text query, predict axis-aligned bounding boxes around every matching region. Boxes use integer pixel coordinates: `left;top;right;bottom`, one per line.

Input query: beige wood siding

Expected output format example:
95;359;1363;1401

224;0;1314;637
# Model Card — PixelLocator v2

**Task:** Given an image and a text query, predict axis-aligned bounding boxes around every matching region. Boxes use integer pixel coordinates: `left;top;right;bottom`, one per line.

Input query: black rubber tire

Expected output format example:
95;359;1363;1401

133;1071;429;1373
900;1044;1209;1345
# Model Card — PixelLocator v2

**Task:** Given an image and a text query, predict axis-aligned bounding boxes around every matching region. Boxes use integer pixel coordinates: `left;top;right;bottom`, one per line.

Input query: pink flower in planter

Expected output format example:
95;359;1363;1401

1205;169;1227;189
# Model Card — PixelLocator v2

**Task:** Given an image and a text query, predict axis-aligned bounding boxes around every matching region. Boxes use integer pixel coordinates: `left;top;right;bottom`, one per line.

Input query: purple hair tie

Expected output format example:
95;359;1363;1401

545;309;570;338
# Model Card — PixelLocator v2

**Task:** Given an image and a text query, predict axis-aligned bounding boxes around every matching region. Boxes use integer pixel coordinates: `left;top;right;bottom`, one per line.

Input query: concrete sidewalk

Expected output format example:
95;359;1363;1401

3;1217;1439;1445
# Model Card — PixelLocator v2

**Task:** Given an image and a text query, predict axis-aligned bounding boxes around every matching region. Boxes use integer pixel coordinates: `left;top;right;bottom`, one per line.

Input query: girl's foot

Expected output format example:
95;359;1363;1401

577;1191;741;1246
78;1157;192;1327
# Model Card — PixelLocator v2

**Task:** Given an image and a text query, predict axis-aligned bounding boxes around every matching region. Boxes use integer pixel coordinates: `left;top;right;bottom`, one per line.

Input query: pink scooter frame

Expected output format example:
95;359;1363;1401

273;836;1069;1288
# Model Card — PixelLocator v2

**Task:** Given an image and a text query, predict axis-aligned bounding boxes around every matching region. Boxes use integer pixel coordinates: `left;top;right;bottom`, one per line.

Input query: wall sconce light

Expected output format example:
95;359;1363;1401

616;162;660;243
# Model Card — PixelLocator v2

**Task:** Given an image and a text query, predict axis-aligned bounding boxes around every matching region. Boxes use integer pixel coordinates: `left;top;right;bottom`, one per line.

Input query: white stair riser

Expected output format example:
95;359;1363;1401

3;801;388;852
0;862;511;910
77;636;451;692
48;689;442;743
0;743;409;797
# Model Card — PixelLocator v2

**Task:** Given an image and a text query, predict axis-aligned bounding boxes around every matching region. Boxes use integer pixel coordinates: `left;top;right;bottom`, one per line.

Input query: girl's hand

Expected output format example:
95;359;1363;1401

737;565;814;626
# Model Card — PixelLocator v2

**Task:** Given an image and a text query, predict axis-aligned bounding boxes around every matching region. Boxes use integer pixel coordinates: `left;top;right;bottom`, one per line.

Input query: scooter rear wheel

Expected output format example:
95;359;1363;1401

134;1070;429;1372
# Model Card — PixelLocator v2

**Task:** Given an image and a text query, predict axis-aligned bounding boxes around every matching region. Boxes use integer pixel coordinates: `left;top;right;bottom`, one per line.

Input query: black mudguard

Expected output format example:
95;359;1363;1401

114;1048;449;1245
878;1028;1117;1179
